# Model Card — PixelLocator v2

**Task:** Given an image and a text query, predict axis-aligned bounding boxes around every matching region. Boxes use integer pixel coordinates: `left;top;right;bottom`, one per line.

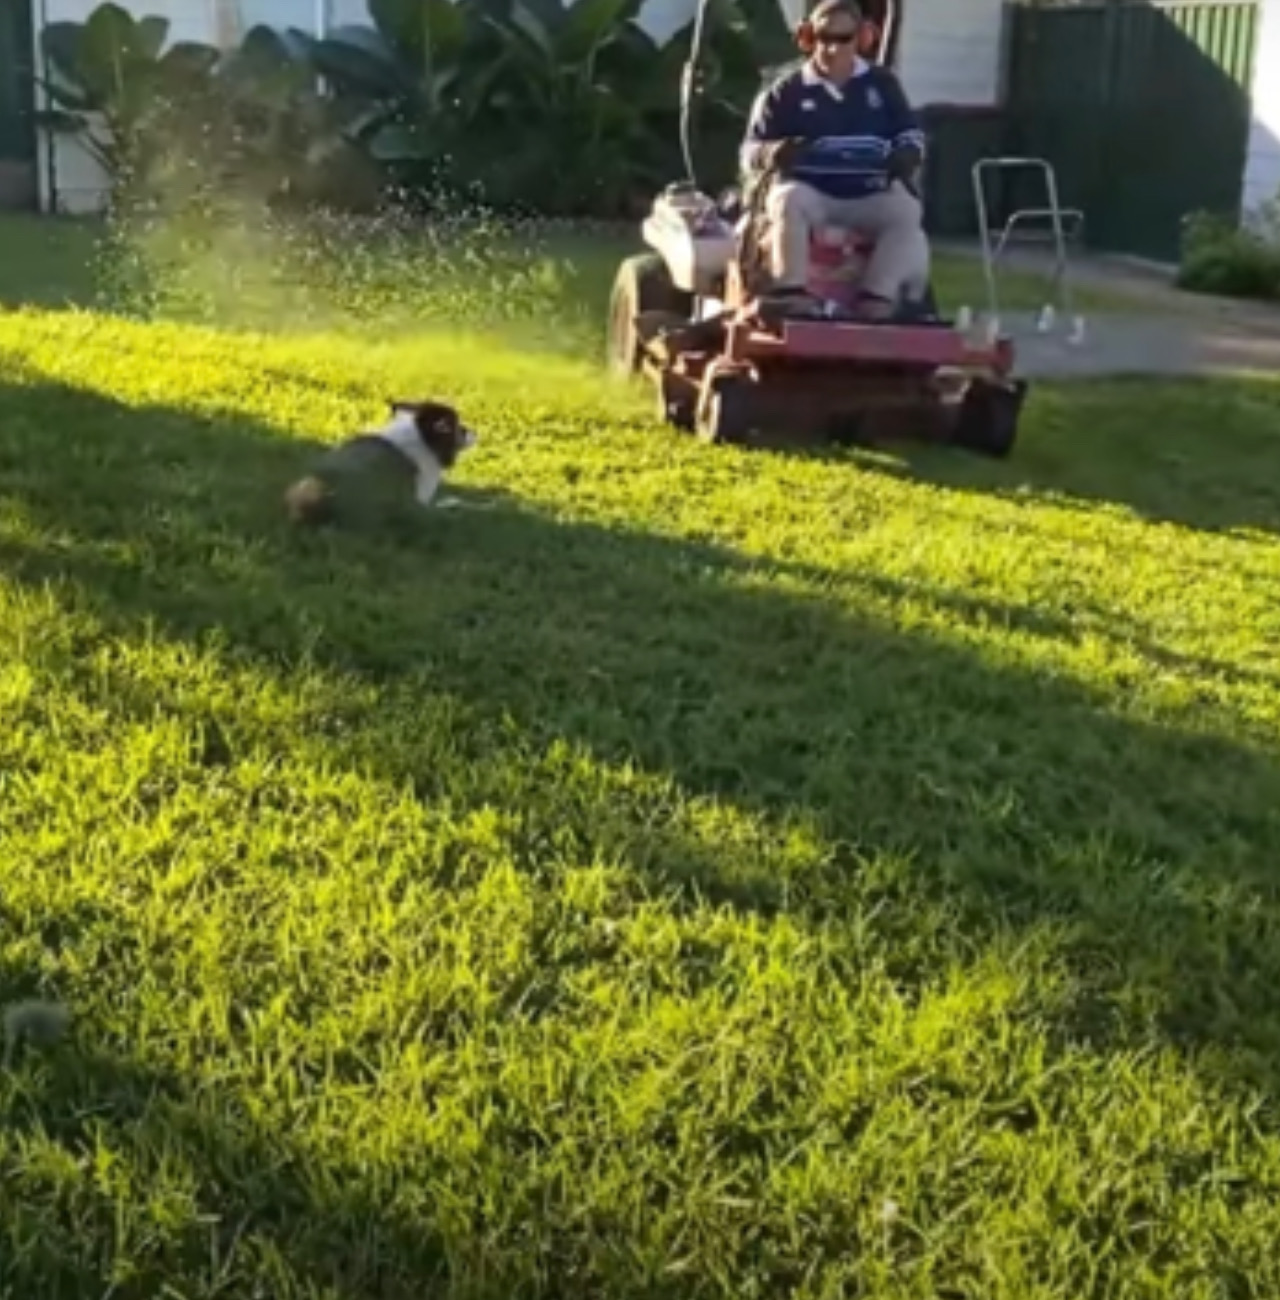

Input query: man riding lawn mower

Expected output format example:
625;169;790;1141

606;0;1028;453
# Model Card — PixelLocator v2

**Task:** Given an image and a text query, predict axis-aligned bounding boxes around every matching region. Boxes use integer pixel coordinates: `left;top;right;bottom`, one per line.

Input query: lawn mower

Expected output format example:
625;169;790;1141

605;0;1028;455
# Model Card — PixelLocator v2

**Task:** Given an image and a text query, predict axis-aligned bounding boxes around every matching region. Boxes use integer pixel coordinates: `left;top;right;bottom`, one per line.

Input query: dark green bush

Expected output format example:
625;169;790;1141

1177;207;1280;301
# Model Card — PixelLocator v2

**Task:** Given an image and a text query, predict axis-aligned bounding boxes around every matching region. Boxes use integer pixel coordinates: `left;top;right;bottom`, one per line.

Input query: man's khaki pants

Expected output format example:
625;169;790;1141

765;179;930;301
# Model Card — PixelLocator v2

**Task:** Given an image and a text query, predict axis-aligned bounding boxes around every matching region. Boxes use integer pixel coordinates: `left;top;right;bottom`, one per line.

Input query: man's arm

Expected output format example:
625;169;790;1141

740;78;805;175
877;68;927;174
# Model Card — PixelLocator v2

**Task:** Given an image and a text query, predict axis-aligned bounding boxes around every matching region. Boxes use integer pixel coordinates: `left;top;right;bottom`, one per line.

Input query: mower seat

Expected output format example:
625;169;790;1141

808;225;876;306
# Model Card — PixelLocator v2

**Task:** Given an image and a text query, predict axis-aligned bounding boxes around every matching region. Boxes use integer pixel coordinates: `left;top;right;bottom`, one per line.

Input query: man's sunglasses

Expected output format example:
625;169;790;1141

813;28;858;45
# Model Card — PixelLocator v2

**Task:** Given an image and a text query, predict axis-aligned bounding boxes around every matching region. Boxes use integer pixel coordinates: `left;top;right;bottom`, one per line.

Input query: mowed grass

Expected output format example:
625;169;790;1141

2;211;1280;1299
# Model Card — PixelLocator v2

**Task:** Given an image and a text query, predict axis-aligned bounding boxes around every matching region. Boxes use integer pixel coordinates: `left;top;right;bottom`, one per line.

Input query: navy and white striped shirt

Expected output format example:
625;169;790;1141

742;60;926;202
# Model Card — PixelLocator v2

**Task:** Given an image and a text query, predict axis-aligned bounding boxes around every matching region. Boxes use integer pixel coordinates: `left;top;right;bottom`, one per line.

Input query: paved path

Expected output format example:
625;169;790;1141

1005;310;1280;381
938;241;1280;380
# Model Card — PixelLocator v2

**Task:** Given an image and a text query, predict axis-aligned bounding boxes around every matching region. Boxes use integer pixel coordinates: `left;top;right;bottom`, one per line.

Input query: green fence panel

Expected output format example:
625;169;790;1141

1006;0;1258;260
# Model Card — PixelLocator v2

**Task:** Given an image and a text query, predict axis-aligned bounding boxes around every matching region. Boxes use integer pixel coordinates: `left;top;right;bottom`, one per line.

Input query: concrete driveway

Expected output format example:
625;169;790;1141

944;243;1280;381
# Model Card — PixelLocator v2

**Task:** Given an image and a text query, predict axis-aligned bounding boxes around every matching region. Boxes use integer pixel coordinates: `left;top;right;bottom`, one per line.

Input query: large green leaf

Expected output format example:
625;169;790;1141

366;119;433;162
719;0;793;70
79;3;150;98
368;0;469;67
526;0;575;33
31;107;89;134
505;0;555;60
46;6;146;115
158;42;221;81
330;99;394;141
135;14;169;60
452;56;509;117
366;0;423;54
223;23;311;81
555;0;638;64
40;22;95;100
413;0;470;109
308;34;408;100
324;22;396;60
596;21;667;99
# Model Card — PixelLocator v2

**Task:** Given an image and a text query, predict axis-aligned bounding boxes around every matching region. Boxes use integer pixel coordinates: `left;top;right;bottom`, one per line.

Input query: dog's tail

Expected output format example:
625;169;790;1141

284;475;334;526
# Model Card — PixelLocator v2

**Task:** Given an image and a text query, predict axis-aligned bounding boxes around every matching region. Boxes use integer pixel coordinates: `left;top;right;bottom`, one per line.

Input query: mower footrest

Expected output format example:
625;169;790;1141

775;321;1011;372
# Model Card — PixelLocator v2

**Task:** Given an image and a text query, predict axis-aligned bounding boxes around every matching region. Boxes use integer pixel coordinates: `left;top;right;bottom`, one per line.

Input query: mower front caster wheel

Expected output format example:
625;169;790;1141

698;375;755;444
953;378;1029;459
657;372;696;432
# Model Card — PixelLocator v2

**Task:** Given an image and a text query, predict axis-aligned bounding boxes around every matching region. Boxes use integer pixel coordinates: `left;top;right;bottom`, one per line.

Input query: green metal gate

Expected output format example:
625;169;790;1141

1006;0;1259;261
0;0;36;206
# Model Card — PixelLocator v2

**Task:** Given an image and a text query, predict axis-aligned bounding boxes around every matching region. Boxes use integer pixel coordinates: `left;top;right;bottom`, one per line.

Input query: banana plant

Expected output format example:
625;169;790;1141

298;0;499;172
37;3;220;184
447;0;677;213
215;25;384;205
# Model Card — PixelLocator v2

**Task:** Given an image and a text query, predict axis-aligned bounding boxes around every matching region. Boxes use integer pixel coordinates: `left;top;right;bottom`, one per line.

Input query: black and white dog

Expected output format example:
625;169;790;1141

285;399;477;526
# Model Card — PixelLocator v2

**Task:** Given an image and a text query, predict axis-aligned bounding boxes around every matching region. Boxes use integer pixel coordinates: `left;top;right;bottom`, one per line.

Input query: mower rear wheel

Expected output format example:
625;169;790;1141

606;253;694;376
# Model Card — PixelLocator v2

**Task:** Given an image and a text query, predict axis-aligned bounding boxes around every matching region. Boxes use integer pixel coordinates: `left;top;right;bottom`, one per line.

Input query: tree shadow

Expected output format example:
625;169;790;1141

840;374;1280;536
3;371;1280;1049
0;216;104;310
0;1030;456;1297
4;372;1280;1291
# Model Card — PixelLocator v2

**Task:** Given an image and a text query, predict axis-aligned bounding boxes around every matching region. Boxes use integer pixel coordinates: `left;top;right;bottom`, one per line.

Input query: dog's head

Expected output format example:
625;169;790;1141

386;400;477;469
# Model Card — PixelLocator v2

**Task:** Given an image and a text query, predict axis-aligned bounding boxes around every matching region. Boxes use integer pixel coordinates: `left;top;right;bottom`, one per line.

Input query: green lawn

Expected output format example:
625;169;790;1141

2;210;1280;1299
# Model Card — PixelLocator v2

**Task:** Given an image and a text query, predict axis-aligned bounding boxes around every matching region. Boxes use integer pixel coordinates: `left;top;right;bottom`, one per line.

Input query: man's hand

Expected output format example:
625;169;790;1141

756;137;807;175
886;143;923;191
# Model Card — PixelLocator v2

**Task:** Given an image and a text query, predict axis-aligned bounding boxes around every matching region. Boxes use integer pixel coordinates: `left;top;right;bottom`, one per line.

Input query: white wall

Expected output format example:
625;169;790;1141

36;0;1005;212
1242;0;1280;214
895;0;1003;106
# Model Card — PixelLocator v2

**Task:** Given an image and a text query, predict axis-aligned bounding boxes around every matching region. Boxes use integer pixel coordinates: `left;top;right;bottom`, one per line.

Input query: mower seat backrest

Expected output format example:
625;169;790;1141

812;225;875;255
808;225;875;302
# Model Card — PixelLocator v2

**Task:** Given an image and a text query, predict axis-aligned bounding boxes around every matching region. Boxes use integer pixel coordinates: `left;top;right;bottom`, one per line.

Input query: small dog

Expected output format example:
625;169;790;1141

284;400;477;526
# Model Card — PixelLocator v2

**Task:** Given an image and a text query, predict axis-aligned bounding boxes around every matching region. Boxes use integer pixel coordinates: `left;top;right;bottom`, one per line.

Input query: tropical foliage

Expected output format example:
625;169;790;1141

38;0;796;216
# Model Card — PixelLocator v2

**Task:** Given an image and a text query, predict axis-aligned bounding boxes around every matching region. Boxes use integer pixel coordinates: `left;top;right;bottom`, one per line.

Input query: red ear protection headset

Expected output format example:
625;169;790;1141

795;6;880;58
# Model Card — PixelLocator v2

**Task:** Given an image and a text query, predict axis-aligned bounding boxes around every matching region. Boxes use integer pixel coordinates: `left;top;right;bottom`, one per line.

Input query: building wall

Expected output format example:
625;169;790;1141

895;0;1004;106
36;0;1006;212
1242;0;1280;214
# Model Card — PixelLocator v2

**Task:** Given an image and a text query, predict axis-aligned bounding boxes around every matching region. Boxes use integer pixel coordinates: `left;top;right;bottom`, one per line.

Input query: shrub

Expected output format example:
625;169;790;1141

1177;204;1280;301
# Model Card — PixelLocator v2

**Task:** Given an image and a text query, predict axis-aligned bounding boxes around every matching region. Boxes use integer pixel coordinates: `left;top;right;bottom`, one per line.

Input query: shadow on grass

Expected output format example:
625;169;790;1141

4;373;1280;1035
0;216;103;310
846;374;1280;536
1;1037;459;1296
4;374;1280;1292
